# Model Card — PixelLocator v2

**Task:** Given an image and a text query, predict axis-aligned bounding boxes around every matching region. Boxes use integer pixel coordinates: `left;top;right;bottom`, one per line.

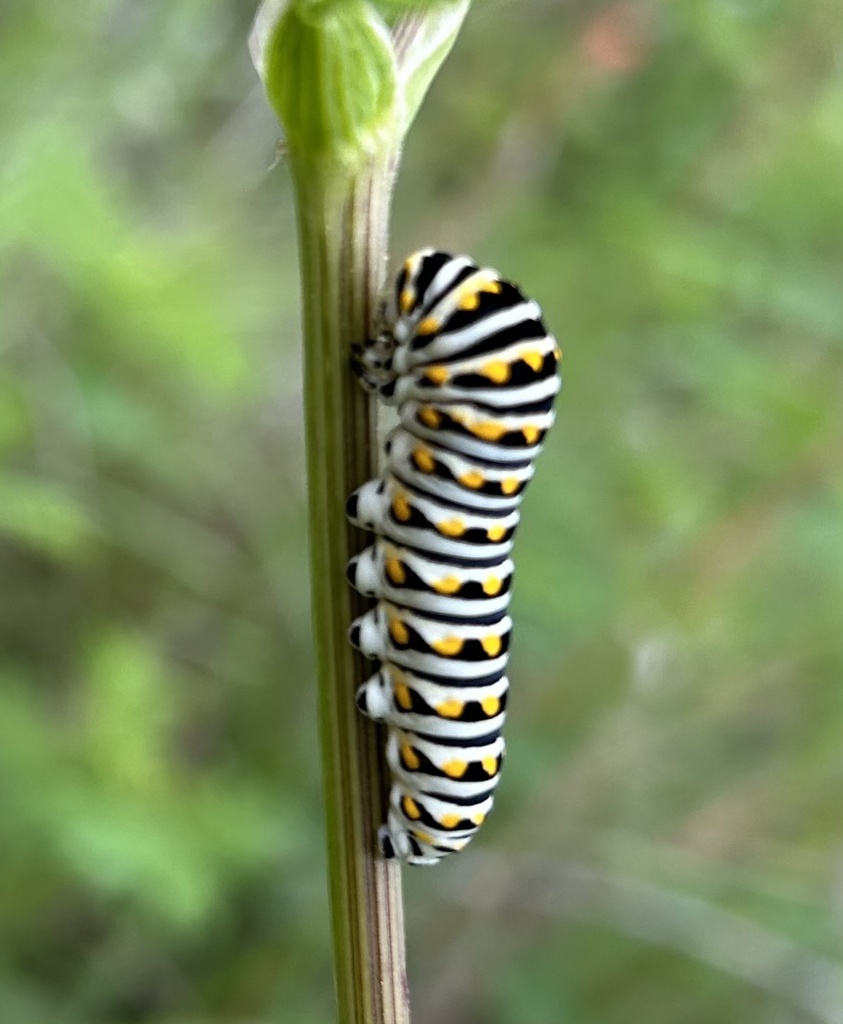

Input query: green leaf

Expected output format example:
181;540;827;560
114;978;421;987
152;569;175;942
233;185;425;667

391;0;471;132
252;0;399;170
0;474;95;562
375;0;460;8
82;630;173;794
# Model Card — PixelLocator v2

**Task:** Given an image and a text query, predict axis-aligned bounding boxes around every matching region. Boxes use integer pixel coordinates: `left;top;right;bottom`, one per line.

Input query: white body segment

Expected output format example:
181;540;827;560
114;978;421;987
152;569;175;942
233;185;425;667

347;540;515;619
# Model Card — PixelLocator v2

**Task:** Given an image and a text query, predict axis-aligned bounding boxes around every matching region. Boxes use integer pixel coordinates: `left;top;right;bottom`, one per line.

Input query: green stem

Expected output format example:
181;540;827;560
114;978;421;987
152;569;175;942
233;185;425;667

292;148;410;1024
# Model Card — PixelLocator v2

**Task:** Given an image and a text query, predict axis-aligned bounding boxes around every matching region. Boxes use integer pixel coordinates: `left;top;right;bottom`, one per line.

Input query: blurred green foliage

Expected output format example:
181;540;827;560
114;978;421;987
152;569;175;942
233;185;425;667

1;1;842;1022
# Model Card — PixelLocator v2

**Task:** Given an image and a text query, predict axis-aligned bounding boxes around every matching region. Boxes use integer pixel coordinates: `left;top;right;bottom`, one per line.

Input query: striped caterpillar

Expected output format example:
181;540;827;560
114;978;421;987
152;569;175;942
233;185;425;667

346;249;561;864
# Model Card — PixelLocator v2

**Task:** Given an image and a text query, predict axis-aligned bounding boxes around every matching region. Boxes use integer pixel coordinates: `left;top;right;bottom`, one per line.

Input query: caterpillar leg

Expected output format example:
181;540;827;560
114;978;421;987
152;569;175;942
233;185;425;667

355;668;392;720
377;819;442;866
351;330;397;396
347;606;385;661
346;545;380;596
345;478;388;532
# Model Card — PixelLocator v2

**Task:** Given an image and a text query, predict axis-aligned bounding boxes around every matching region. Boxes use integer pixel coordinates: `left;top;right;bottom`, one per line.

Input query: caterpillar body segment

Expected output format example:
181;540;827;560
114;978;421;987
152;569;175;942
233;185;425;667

354;665;509;741
346;540;515;619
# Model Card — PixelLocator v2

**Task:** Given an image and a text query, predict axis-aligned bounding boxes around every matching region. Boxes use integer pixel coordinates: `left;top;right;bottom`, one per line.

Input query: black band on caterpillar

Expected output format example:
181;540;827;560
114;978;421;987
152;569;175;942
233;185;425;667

347;249;561;865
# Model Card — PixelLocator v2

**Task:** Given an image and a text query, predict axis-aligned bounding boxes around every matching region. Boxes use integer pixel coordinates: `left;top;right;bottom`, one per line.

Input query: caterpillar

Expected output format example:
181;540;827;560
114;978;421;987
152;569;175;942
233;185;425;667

346;249;561;865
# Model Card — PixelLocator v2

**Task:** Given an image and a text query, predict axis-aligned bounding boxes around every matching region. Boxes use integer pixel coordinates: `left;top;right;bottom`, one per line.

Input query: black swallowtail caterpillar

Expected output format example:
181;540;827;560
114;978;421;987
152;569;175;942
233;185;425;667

346;249;561;865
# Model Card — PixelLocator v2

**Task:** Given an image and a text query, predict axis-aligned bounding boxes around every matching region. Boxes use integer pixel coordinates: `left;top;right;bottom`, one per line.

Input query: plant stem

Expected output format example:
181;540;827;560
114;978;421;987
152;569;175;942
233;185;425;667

291;147;410;1024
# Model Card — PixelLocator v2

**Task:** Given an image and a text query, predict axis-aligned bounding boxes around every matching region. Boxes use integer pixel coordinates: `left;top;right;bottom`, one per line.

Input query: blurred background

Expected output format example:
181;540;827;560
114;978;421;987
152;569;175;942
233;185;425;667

2;0;842;1021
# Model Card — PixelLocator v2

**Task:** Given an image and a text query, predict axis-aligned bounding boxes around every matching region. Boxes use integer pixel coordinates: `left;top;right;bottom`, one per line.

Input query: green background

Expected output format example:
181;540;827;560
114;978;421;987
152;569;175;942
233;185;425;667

2;1;842;1021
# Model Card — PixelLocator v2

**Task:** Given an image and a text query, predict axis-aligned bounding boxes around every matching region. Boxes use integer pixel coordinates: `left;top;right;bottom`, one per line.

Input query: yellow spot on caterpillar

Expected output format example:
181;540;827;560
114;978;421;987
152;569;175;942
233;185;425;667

413;830;433;844
470;420;507;442
392;492;412;521
455;276;501;311
418;407;441;430
522;350;545;372
553;346;562;361
481;634;502;657
401;744;420;770
436;699;464;718
522;426;541;445
393;681;413;710
434;573;460;598
442;759;468;779
412;446;436;473
481;695;501;716
438;518;466;537
432;576;461;595
424;365;448;386
440;813;461;829
500;477;520;495
389;617;409;645
472;812;486;826
459;470;484;489
417;317;439;335
400;289;414;314
432;636;463;657
487;525;506;542
385;557;406;585
402;796;421;819
482;575;503;596
481;756;498;776
481;360;511;384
